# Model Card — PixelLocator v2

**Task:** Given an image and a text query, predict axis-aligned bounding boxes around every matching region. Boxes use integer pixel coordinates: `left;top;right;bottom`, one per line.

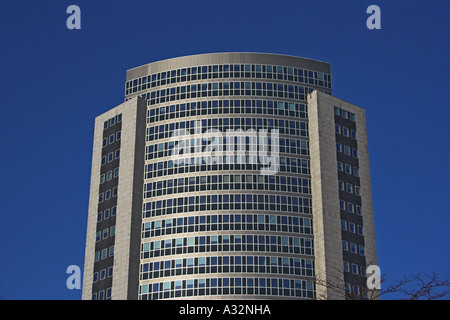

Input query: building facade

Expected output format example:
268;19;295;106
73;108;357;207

82;53;376;300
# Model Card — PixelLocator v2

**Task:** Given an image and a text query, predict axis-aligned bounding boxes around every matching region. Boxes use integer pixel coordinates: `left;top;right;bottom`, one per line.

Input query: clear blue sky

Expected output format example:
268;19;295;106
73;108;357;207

0;0;448;300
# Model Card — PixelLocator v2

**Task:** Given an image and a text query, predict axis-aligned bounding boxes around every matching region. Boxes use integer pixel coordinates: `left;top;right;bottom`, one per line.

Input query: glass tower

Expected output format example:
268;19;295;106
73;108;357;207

82;53;377;300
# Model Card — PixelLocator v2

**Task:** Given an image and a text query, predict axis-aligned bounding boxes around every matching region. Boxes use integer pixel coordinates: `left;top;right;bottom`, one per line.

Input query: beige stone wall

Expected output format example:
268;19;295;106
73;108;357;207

308;90;377;299
308;91;345;299
82;96;146;300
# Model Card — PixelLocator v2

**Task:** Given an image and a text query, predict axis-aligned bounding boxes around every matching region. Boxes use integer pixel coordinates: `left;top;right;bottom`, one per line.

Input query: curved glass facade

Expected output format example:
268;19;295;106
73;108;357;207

126;53;331;300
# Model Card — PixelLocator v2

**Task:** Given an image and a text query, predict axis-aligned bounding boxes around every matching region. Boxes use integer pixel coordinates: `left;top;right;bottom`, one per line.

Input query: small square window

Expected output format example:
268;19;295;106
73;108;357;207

349;112;355;121
349;222;356;233
110;117;115;126
345;164;352;174
342;110;348;119
335;124;341;134
344;145;351;155
342;127;349;137
342;240;348;251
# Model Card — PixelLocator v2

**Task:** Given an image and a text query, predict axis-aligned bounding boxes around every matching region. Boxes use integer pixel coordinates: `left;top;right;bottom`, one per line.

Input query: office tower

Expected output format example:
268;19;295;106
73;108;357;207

82;53;376;300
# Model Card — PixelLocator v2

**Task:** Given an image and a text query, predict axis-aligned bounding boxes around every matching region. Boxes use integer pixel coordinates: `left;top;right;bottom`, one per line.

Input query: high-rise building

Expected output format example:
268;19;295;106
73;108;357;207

82;53;376;300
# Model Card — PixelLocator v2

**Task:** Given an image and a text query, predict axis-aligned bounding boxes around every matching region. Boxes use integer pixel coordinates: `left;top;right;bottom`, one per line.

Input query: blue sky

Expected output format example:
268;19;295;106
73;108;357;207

0;0;448;300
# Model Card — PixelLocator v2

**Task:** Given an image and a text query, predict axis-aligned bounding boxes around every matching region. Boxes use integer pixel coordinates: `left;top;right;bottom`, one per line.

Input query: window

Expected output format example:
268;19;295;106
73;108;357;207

352;148;358;158
345;164;352;174
342;110;348;119
334;106;340;116
336;143;342;153
337;161;343;172
353;167;359;177
116;131;121;141
349;222;356;233
346;183;353;194
357;225;363;235
351;130;356;140
359;245;365;256
339;200;346;210
106;288;112;299
342;240;349;251
335;124;341;134
343;261;350;272
103;228;109;240
348;202;354;213
349;112;355;121
341;220;347;230
342;127;349;137
100;269;106;280
344;145;351;155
